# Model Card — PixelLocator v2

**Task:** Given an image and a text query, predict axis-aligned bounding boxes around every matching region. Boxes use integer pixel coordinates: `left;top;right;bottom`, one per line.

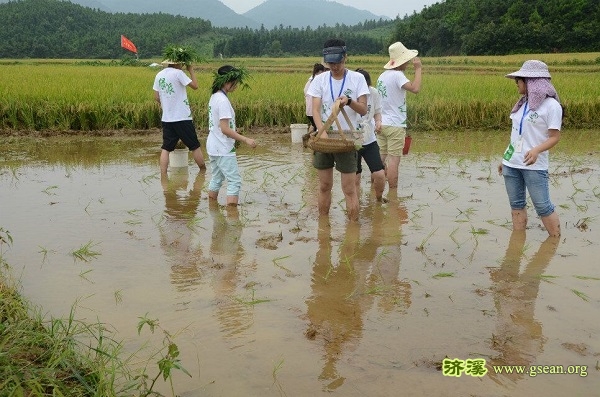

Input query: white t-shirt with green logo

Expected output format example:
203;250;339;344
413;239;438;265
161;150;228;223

153;68;192;122
376;69;409;128
207;91;237;157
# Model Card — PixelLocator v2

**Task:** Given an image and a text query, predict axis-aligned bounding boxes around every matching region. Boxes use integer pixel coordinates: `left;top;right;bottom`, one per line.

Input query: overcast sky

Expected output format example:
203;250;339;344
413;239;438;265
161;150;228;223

219;0;440;19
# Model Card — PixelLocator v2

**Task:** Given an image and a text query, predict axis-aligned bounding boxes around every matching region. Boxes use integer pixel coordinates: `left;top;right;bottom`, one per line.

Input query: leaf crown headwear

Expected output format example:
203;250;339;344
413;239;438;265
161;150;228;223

211;65;250;93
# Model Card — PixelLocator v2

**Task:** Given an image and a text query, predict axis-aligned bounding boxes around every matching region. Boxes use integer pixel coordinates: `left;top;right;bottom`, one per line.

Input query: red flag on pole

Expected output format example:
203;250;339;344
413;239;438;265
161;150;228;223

121;35;137;53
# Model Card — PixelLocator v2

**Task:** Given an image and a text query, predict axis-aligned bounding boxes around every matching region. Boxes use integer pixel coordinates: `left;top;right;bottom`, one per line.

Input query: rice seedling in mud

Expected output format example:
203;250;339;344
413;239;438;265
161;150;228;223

70;240;101;262
234;288;272;306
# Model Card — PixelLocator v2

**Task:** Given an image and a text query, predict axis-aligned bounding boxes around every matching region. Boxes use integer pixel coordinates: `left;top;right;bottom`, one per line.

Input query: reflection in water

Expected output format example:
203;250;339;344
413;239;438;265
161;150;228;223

209;203;253;342
488;232;560;384
159;170;205;292
305;194;411;391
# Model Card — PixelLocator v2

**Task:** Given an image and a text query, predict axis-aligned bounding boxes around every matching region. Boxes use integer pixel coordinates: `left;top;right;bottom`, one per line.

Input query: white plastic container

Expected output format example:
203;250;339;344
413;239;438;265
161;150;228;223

169;149;189;168
290;123;308;143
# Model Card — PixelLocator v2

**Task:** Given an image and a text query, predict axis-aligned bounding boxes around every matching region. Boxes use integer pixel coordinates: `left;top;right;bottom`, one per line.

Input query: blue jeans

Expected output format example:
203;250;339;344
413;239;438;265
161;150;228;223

502;165;555;217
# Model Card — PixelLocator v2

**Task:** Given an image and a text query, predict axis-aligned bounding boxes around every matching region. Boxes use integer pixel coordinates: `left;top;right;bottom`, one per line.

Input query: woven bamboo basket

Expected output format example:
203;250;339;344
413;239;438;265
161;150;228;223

307;99;362;153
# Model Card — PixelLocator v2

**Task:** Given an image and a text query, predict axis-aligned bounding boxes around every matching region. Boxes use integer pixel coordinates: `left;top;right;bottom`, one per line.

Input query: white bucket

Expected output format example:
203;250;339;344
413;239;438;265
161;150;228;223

290;123;307;143
169;149;189;168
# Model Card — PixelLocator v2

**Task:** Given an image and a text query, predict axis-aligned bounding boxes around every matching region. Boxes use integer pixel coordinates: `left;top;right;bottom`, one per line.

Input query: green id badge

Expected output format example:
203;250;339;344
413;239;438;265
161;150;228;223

503;143;514;161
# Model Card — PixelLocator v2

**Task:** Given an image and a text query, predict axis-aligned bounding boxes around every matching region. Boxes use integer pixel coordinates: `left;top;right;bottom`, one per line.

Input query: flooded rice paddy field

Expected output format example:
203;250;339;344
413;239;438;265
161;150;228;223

1;132;599;396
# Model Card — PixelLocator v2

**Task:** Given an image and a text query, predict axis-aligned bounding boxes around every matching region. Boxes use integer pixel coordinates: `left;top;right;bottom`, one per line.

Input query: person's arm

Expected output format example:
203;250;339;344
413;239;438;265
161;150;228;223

312;96;324;133
154;90;161;104
342;94;368;116
402;57;422;94
373;91;382;133
186;65;198;90
524;129;560;166
219;119;256;148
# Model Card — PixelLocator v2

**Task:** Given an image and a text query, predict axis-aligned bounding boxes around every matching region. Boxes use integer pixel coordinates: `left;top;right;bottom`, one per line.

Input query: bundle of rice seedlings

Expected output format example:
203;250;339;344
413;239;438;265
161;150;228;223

162;45;200;66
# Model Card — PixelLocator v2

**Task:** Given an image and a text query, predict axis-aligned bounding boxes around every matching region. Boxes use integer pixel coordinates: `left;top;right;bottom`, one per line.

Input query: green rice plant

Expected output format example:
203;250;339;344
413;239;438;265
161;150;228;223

571;289;590;302
433;272;455;279
417;227;438;252
70;240;101;262
233;288;272;305
38;245;56;264
2;55;599;131
42;185;58;195
573;275;600;281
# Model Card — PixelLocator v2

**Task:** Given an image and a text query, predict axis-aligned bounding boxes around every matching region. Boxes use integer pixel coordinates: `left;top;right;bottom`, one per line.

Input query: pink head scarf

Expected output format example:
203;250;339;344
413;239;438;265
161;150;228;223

511;78;560;113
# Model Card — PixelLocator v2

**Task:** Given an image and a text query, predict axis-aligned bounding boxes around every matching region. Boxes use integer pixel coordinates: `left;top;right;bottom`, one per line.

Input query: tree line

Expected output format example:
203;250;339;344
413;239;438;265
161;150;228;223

393;0;600;56
1;0;598;59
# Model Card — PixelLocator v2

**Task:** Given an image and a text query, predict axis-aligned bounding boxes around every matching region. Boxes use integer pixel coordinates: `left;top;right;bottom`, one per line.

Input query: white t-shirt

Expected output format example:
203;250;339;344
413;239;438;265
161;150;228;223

152;68;193;122
206;91;236;157
358;86;381;145
376;69;410;127
307;69;369;131
502;97;562;171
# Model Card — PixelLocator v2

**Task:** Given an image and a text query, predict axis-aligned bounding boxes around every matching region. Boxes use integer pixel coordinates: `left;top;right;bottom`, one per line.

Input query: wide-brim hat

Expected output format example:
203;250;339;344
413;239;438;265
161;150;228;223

505;60;551;79
384;42;418;69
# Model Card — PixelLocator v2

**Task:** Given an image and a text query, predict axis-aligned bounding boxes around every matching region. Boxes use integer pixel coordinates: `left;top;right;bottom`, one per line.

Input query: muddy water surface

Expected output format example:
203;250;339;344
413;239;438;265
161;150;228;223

1;134;599;396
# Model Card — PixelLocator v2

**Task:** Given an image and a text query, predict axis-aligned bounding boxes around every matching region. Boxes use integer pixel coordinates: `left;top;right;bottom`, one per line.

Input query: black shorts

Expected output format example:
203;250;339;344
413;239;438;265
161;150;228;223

161;120;201;151
357;141;384;174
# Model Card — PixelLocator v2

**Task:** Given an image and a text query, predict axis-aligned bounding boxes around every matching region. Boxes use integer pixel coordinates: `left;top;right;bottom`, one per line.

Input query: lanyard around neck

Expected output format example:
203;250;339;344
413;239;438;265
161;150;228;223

329;70;347;103
518;101;529;136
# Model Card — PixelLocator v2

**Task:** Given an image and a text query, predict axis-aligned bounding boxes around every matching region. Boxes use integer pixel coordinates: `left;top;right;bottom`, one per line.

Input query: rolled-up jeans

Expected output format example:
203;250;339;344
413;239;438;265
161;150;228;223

208;155;242;197
502;165;555;217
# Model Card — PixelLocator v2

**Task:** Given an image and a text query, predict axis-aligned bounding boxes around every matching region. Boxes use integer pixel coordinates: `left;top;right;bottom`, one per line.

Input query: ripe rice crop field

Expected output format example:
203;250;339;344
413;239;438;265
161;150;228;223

0;53;599;132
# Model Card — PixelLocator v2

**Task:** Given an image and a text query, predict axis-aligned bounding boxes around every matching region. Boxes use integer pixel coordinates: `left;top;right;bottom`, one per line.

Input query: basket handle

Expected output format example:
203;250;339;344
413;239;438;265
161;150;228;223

315;99;352;140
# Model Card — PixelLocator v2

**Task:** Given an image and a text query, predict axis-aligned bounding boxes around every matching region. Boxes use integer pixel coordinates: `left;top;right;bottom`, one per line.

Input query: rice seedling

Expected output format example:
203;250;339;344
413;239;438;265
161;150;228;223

271;357;287;396
538;274;559;283
70;240;101;262
456;206;477;220
573;275;600;281
37;245;56;264
433;272;455;279
416;227;438;252
233;288;272;305
114;289;123;305
435;186;458;202
273;255;298;277
571;289;590;302
41;185;58;195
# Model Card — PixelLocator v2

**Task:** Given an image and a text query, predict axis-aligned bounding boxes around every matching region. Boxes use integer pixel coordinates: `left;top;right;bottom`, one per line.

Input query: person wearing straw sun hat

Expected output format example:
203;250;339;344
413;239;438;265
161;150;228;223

499;60;563;237
376;41;422;191
307;38;370;222
153;54;205;174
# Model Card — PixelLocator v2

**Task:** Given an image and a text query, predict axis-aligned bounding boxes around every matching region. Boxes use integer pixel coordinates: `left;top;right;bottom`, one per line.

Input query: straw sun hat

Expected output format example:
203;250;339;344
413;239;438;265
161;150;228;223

383;42;418;69
505;60;552;79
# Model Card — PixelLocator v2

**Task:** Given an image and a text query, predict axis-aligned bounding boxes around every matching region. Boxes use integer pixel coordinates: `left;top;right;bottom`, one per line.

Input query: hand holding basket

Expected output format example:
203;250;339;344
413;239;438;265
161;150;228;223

307;99;362;153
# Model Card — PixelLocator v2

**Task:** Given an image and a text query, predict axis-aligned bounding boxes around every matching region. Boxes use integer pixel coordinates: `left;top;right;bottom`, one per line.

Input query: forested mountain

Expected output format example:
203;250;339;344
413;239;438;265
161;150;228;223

215;0;600;57
242;0;387;29
0;0;386;29
0;0;212;58
1;0;598;59
392;0;600;56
